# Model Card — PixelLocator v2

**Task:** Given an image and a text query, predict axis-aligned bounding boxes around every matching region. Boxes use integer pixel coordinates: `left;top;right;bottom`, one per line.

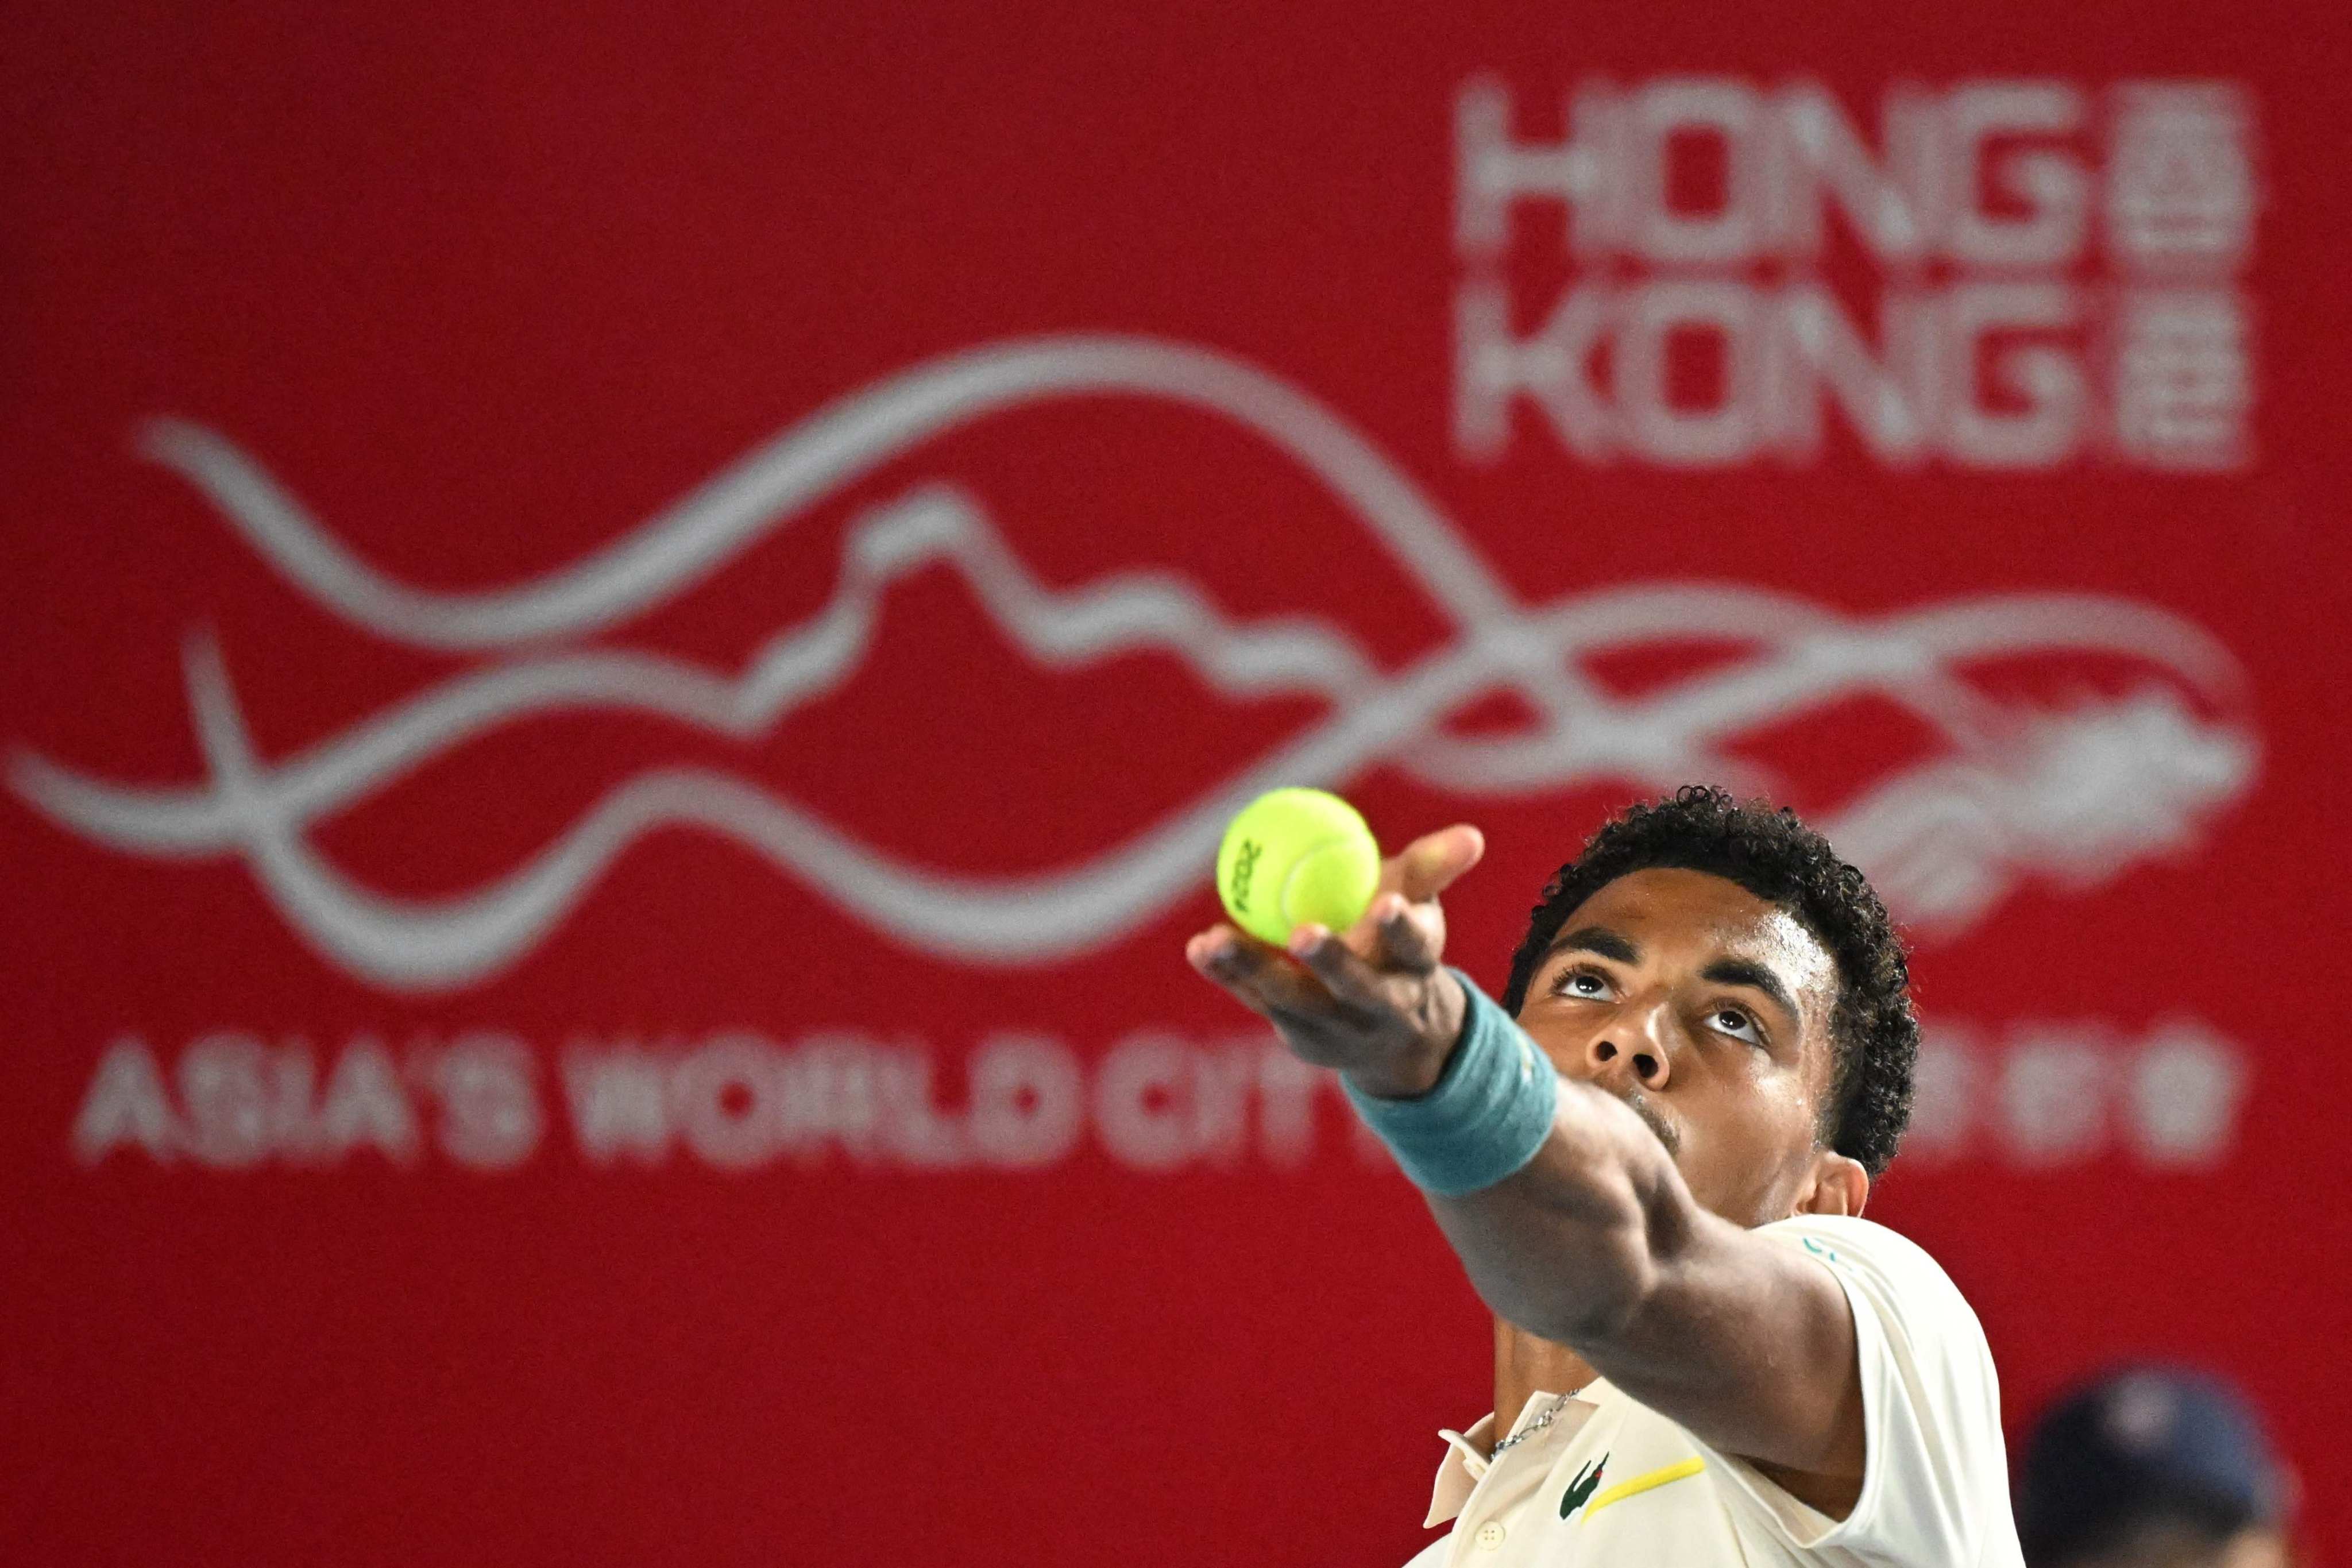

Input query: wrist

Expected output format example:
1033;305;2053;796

1341;970;1559;1198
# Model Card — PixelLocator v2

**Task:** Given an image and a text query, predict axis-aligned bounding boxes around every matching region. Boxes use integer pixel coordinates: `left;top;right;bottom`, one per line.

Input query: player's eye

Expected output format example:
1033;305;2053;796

1551;966;1613;1001
1709;1006;1764;1046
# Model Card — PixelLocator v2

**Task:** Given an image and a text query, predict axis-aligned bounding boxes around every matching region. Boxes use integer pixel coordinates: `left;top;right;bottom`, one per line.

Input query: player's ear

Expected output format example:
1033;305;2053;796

1795;1151;1869;1219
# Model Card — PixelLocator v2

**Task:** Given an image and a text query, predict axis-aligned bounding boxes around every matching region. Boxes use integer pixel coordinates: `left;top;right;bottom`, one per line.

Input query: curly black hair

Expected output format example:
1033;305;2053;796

1499;785;1918;1179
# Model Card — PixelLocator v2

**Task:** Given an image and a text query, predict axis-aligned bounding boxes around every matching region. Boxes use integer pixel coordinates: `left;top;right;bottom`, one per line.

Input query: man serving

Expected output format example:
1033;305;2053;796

1185;786;2023;1566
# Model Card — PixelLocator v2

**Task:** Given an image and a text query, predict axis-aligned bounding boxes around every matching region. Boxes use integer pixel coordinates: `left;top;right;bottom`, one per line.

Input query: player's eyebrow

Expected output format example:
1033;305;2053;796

1700;957;1801;1024
1544;925;1640;965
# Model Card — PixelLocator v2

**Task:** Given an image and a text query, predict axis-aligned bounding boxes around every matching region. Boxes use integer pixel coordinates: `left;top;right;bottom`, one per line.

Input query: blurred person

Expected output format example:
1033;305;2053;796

2017;1367;2293;1568
1188;786;2021;1565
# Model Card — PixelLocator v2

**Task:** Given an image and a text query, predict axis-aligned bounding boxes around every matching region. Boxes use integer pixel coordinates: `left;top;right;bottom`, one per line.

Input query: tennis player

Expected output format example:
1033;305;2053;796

1187;786;2022;1565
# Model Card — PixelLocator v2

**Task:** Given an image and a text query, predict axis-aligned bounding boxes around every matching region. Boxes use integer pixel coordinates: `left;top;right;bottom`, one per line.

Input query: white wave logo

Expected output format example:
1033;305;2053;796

9;334;2257;991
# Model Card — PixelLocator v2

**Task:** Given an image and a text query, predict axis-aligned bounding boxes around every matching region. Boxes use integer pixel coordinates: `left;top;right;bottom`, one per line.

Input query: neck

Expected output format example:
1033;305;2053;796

1491;1317;1598;1452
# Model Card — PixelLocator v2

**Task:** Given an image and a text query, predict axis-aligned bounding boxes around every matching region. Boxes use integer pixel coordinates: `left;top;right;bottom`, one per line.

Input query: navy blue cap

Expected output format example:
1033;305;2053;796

2017;1365;2284;1565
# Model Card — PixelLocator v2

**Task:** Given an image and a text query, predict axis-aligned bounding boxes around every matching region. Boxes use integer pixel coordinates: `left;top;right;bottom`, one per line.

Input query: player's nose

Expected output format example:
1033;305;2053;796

1584;1005;1671;1091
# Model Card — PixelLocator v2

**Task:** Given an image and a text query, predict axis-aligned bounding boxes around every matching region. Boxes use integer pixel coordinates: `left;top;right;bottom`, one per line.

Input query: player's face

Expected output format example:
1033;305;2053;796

1512;868;1849;1227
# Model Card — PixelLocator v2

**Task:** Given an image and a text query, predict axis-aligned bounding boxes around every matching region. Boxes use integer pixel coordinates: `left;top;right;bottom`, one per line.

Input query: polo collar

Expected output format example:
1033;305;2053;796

1425;1382;1612;1527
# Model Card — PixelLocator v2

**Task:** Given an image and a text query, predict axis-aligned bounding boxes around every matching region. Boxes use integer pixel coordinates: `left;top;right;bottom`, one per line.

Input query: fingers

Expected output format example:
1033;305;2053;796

1285;922;1395;1012
1364;891;1443;971
1387;823;1485;904
1186;917;1407;1025
1185;924;1339;1018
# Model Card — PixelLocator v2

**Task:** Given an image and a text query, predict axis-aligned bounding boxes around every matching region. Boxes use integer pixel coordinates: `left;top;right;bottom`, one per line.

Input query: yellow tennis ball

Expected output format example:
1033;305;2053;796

1216;787;1382;946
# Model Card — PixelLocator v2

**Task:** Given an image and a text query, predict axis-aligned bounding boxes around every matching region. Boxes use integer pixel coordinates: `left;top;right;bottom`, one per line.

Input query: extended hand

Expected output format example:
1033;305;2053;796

1184;823;1486;1098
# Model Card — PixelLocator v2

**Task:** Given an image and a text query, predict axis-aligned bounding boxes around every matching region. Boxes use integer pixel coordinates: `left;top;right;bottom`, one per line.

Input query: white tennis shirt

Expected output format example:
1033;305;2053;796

1400;1215;2023;1567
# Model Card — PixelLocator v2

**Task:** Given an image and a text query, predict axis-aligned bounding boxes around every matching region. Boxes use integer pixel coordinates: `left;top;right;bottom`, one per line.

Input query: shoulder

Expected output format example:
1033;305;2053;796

1752;1215;1980;1334
1754;1212;1934;1267
1754;1216;2006;1446
1720;1217;2023;1563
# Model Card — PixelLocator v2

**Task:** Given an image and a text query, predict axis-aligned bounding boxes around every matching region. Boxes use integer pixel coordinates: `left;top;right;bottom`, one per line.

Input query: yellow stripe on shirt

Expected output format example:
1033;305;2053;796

1579;1456;1707;1521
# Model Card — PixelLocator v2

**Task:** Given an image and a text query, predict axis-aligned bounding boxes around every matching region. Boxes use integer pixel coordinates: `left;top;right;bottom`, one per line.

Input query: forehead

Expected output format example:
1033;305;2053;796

1557;867;1839;1005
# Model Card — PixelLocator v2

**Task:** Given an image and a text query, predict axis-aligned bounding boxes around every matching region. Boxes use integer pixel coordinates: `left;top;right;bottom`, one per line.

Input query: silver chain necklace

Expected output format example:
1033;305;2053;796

1488;1387;1588;1458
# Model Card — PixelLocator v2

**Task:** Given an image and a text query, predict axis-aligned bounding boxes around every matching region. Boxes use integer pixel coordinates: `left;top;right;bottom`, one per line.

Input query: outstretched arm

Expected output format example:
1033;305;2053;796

1185;825;1864;1504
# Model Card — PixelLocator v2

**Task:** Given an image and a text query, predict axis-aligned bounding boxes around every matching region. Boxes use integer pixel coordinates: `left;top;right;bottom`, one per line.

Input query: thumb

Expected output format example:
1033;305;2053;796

1393;824;1485;904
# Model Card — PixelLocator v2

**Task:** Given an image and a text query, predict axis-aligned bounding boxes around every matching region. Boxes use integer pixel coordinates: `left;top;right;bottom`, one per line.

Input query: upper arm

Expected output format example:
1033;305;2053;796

1591;1204;1867;1508
1439;1134;2015;1554
1410;992;2011;1554
1426;1083;1866;1481
1590;1194;1863;1495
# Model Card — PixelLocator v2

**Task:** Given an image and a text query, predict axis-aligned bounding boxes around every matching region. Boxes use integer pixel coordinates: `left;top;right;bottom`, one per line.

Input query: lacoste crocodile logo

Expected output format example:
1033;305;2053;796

1560;1454;1608;1519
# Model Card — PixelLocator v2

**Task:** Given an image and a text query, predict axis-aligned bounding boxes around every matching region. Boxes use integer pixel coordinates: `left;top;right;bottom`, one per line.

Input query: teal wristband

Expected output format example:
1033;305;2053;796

1341;969;1559;1197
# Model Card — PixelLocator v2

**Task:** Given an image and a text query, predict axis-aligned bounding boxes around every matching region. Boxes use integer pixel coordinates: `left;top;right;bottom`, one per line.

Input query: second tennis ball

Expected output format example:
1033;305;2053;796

1215;787;1382;946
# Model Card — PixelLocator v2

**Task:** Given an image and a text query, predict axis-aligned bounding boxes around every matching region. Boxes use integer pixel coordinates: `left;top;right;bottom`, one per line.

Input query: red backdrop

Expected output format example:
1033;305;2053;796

5;3;2347;1564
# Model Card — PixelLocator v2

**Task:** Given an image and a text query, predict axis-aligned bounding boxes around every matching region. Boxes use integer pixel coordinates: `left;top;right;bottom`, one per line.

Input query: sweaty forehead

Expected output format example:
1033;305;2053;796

1559;867;1839;1006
